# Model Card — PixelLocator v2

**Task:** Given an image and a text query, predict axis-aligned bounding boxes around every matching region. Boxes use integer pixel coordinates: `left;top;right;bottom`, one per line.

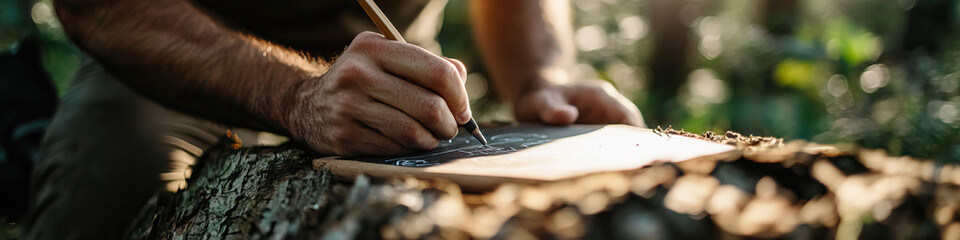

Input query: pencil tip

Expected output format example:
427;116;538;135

476;131;488;145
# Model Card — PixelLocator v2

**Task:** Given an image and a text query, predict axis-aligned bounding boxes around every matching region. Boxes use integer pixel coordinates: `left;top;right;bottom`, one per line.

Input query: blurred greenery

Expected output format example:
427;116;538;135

2;0;80;94
4;0;959;162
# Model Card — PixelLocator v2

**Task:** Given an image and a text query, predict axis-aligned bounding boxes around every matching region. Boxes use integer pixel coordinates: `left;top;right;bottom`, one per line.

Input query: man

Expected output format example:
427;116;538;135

28;0;643;238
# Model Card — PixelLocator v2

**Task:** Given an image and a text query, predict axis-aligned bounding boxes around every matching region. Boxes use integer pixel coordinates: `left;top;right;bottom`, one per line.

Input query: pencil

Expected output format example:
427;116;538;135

356;0;488;145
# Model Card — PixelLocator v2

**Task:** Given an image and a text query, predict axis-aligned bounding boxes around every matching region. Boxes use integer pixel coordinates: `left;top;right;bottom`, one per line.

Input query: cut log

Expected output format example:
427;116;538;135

129;130;960;239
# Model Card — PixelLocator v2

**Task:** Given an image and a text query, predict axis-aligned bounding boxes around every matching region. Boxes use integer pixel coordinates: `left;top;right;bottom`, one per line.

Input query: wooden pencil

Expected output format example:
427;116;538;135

357;0;406;43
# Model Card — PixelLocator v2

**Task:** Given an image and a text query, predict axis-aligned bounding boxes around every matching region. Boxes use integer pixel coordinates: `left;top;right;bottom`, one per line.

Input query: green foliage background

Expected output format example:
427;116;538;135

3;0;960;163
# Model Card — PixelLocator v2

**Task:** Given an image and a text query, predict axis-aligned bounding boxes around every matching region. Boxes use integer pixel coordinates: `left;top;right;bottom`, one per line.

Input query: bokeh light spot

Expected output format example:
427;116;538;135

860;64;889;93
575;25;607;51
618;16;648;41
30;2;53;25
827;75;849;97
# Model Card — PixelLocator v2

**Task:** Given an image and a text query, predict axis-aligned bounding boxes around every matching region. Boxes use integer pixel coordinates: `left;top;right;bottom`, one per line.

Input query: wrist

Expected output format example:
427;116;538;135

513;66;574;101
273;77;304;136
272;65;327;137
503;77;548;105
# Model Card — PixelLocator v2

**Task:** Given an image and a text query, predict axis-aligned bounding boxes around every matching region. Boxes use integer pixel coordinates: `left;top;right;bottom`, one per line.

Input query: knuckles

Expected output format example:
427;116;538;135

588;82;615;94
420;98;458;140
570;83;609;98
319;32;475;155
336;60;370;81
426;60;470;112
336;59;366;77
329;58;375;89
356;31;380;40
446;58;467;80
348;32;384;52
330;93;362;117
429;60;459;89
418;98;446;126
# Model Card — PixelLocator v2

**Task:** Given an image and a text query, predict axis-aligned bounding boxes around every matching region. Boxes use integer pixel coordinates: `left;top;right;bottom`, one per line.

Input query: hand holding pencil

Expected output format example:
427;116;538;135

356;0;487;145
283;0;482;156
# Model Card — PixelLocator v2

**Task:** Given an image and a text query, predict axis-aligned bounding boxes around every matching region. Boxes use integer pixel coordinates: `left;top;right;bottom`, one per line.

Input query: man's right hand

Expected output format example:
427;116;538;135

285;32;472;156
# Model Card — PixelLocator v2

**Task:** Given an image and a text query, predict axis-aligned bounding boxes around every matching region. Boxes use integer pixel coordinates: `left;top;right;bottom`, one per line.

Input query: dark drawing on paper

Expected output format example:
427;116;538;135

344;125;602;167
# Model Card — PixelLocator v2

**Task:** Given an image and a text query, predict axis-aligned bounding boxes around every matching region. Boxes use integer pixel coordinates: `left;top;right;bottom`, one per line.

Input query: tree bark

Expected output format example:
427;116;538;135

129;132;959;239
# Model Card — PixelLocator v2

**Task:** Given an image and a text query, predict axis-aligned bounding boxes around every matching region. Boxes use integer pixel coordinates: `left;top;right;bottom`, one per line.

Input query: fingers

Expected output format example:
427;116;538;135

363;70;459;140
565;82;645;127
328;123;411;156
513;82;646;127
515;88;578;125
354;101;443;150
350;32;472;125
538;97;578;125
597;82;644;127
611;93;644;127
540;103;578;125
379;51;471;124
446;58;467;84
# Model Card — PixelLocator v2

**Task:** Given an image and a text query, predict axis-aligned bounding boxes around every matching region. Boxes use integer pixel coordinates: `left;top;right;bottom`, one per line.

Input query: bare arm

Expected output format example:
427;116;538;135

471;0;644;126
55;0;320;134
56;0;473;156
470;0;575;103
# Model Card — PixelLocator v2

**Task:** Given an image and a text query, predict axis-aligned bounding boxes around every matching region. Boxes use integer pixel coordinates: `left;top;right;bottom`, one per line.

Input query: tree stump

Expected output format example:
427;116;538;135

129;130;960;239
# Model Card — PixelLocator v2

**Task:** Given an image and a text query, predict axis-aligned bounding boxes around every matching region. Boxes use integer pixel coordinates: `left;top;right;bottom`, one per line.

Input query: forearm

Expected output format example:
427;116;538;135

470;0;576;102
54;0;326;134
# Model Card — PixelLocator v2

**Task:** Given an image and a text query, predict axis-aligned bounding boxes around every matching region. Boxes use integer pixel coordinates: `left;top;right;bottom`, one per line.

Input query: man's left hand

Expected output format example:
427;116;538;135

513;81;645;127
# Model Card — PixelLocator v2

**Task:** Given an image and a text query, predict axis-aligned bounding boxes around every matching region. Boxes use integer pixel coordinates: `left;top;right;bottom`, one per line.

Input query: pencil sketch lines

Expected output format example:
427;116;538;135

388;133;550;167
